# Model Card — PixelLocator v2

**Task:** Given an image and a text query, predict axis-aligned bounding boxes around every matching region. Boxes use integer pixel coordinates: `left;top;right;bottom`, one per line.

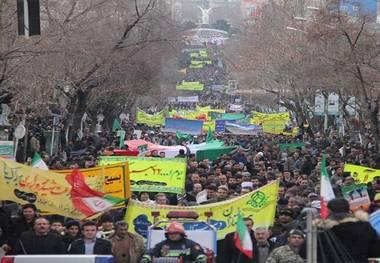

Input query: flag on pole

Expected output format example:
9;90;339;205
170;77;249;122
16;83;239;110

31;152;48;170
320;154;335;218
112;119;121;132
206;127;213;143
233;212;253;258
66;170;124;217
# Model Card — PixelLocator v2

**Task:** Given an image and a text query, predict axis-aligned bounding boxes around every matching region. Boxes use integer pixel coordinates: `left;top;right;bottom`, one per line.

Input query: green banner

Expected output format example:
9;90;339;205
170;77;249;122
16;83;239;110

176;81;204;91
196;146;236;162
221;113;246;120
279;142;305;152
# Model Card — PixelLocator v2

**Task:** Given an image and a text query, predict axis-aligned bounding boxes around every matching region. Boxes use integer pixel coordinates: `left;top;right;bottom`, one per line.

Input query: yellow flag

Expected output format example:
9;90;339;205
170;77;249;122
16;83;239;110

125;181;279;240
344;164;380;184
53;163;131;199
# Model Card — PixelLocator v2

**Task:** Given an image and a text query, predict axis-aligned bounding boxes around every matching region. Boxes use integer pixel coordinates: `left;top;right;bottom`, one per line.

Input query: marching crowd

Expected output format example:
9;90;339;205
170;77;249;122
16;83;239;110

1;43;380;263
1;128;380;262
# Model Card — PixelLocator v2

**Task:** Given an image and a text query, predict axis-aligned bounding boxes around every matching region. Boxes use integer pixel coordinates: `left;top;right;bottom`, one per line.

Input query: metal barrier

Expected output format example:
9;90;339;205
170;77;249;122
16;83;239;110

1;255;114;263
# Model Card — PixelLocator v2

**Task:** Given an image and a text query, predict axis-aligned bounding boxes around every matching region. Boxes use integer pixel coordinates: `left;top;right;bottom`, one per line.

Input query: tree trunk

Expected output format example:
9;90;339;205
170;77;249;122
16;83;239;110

66;90;88;141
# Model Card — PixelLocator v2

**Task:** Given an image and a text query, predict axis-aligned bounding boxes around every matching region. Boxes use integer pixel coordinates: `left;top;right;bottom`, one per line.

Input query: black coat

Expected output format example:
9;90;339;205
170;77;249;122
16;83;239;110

8;217;35;252
0;208;10;246
13;231;66;255
300;212;380;263
222;231;275;263
68;238;112;255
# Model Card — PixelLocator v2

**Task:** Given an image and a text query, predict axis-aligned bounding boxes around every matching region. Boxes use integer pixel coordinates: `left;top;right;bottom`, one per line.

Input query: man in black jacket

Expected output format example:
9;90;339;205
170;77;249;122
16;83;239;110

6;203;37;254
252;227;275;263
301;198;380;263
0;204;10;249
13;217;65;254
68;221;112;255
222;217;255;263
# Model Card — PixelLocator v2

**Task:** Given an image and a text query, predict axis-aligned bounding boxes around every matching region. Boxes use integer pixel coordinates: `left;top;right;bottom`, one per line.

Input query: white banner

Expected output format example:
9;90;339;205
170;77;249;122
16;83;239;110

177;96;199;103
225;123;263;135
229;104;243;112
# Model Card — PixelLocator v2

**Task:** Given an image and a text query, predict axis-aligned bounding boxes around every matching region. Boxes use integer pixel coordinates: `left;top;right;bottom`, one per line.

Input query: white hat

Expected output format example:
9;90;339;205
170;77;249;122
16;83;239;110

311;200;321;209
241;182;253;188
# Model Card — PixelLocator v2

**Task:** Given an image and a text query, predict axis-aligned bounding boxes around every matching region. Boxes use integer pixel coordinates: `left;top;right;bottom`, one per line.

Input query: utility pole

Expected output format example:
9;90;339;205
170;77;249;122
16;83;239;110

306;210;317;263
23;0;30;38
323;93;329;131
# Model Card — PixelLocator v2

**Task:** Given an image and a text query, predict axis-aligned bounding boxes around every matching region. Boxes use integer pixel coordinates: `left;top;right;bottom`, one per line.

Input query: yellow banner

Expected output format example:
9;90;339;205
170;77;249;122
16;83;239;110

0;158;86;219
344;164;380;184
136;109;165;126
251;112;290;125
203;120;216;132
262;120;298;136
99;157;186;194
196;105;225;114
125;181;278;240
176;81;204;91
196;105;211;113
53;163;131;199
169;110;207;121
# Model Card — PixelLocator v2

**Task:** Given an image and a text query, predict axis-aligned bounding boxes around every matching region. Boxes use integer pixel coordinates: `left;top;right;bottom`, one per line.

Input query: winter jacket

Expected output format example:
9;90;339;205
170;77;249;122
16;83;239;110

13;231;65;255
68;238;112;255
222;231;275;263
8;217;35;252
300;211;380;263
110;232;145;263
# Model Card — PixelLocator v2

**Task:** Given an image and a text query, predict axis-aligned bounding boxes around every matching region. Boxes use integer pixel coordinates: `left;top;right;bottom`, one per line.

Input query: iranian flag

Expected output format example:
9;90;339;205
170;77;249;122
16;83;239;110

31;153;48;170
66;170;124;217
233;212;253;259
320;154;335;219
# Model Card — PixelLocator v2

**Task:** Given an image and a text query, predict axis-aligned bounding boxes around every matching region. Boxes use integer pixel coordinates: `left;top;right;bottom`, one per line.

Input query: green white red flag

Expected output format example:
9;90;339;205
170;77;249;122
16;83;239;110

233;212;253;258
31;152;48;170
320;154;335;218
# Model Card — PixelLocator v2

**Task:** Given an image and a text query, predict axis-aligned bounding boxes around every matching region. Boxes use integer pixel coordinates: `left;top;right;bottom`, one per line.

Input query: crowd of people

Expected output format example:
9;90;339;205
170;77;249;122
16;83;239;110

1;43;380;263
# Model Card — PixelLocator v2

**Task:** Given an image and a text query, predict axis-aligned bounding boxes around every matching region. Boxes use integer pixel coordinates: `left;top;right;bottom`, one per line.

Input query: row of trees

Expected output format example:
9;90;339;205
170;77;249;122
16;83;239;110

0;0;182;135
225;0;380;147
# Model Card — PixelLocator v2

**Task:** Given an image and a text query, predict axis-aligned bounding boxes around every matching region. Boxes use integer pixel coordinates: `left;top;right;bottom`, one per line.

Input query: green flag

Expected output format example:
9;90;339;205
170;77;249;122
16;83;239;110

176;131;191;142
117;130;126;149
206;127;213;143
112;119;121;132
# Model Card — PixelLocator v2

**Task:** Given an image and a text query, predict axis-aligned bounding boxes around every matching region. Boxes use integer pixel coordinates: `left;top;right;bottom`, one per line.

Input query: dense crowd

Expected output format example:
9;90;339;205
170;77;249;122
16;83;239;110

1;43;380;263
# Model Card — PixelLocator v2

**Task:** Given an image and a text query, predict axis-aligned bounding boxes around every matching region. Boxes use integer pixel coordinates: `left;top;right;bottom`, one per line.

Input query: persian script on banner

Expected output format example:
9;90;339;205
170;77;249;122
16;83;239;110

136;109;165;126
99;156;186;194
344;164;380;184
53;162;131;199
125;181;279;240
0;158;123;219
